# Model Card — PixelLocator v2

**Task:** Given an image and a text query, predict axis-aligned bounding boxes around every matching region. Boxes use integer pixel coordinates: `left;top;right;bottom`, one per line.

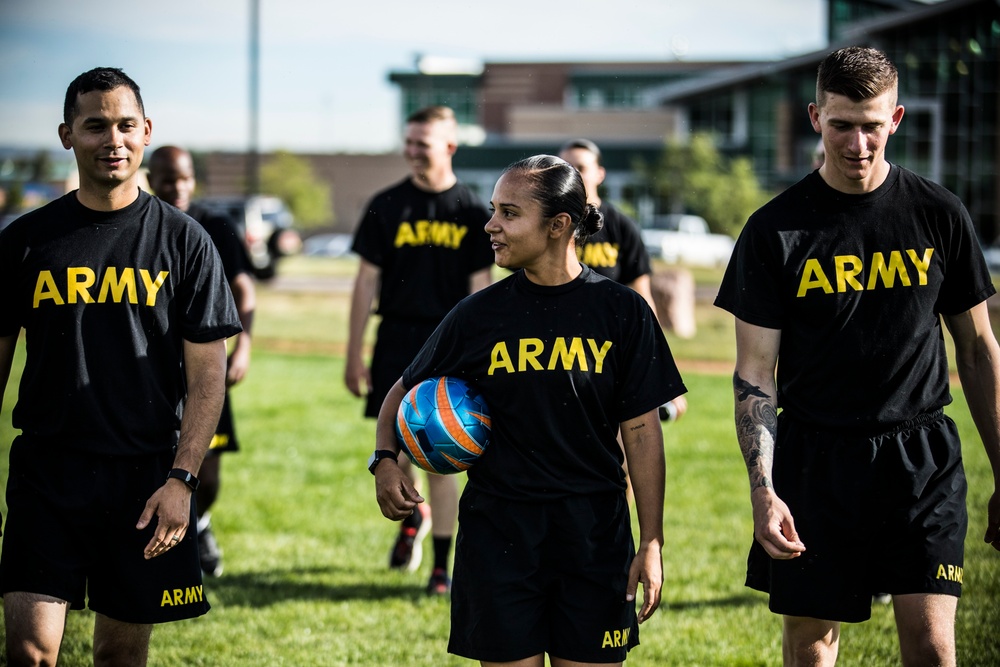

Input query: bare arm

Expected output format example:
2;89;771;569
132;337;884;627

620;407;665;623
137;338;228;558
0;333;17;537
469;267;492;293
372;379;423;520
628;273;690;418
345;259;380;398
943;302;1000;551
0;334;15;413
733;318;805;559
226;271;256;386
628;273;659;321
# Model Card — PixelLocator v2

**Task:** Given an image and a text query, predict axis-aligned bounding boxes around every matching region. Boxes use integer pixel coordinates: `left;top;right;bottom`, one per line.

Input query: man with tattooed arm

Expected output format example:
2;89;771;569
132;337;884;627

715;46;1000;666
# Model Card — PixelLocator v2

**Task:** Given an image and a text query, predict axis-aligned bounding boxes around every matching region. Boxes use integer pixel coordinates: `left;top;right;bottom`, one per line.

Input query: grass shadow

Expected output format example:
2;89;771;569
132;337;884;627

202;565;434;608
664;593;762;612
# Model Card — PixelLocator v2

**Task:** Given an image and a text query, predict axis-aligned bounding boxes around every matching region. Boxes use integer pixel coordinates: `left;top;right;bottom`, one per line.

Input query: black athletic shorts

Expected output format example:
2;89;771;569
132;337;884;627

449;485;639;663
746;409;967;623
207;391;239;455
365;317;439;418
0;437;210;624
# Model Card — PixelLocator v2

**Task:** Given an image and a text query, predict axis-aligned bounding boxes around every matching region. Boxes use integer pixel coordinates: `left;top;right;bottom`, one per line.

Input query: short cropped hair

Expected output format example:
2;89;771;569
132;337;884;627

559;138;603;166
406;105;456;125
64;67;144;125
816;46;898;107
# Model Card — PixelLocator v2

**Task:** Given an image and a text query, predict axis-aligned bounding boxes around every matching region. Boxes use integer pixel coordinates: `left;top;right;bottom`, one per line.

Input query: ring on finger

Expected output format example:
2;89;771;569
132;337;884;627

170;535;180;542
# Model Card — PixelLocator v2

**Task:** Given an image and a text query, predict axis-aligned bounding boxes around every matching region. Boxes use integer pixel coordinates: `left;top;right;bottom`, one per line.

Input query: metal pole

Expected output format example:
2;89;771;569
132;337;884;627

248;0;260;195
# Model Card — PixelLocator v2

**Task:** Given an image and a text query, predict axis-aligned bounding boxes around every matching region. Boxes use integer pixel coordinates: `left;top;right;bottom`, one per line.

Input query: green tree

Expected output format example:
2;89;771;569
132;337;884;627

260;151;333;229
636;133;771;237
29;150;53;181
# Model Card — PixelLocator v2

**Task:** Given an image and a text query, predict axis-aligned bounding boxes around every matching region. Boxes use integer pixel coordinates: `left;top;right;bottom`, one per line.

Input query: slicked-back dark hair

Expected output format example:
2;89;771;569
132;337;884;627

63;67;144;125
502;155;604;243
816;46;897;107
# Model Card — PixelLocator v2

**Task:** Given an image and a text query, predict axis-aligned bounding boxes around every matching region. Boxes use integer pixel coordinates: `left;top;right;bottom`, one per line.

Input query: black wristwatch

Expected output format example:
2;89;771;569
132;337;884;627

166;468;200;491
368;450;398;475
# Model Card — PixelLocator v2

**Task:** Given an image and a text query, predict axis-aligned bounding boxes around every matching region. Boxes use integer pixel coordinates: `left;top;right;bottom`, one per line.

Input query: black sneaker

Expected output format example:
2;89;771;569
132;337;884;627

389;504;430;572
426;567;451;596
198;523;224;577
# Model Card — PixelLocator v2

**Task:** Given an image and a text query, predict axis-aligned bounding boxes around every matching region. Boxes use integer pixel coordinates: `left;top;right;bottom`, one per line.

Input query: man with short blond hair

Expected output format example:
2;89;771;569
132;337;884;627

347;105;494;595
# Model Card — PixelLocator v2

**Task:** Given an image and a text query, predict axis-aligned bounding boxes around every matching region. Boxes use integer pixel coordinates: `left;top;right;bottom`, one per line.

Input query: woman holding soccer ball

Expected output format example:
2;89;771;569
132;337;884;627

371;154;685;666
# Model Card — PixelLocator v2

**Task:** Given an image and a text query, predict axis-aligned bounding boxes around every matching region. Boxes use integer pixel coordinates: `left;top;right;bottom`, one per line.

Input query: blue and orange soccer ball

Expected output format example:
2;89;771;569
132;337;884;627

395;376;491;475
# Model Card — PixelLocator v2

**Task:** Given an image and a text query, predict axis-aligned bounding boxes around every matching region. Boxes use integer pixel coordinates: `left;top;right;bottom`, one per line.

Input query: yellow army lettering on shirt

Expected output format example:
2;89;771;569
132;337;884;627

393;220;469;249
935;563;964;584
601;627;631;649
33;267;169;308
488;337;613;376
160;585;205;607
577;242;620;269
796;248;934;297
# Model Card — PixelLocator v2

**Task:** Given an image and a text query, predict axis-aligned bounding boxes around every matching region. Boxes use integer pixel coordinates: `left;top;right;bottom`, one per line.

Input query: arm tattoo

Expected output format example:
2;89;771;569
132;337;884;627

733;371;778;492
735;375;768;401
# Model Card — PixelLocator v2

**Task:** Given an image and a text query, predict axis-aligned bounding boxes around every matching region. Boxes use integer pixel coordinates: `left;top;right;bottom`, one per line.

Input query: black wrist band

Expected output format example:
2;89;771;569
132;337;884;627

166;468;200;491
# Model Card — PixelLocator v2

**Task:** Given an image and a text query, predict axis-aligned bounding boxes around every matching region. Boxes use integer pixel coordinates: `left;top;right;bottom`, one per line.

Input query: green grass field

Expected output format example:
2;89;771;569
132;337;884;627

1;256;998;666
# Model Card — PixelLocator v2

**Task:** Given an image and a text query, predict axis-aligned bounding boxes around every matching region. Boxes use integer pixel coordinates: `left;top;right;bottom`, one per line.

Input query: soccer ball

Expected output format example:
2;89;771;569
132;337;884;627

396;376;491;475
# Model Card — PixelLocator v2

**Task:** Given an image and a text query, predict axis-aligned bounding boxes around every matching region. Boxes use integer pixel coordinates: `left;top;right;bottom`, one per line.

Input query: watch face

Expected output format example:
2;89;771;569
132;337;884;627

368;450;395;474
168;469;199;490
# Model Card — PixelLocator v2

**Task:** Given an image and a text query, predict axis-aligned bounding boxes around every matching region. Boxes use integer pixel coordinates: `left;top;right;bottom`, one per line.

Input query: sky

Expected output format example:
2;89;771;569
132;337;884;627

0;0;828;155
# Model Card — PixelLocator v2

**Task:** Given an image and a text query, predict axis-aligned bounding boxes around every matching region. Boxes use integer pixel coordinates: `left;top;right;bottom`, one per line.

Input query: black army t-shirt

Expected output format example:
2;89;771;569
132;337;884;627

187;202;253;284
403;266;686;499
716;165;995;430
0;190;242;455
577;202;652;285
352;178;494;322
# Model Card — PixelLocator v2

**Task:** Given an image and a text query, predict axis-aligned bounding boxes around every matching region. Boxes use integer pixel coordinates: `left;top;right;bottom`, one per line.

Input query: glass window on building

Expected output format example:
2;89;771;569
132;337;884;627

402;88;477;126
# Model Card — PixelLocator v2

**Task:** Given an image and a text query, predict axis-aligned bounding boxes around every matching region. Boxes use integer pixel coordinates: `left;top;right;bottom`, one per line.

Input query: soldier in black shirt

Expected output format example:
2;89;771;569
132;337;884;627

560;138;688;426
372;155;685;664
149;146;256;578
0;68;240;666
716;47;1000;665
347;106;493;594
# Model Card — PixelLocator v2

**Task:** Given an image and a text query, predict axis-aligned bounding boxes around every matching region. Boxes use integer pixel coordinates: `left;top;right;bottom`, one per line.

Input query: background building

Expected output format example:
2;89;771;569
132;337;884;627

379;0;999;240
8;0;993;244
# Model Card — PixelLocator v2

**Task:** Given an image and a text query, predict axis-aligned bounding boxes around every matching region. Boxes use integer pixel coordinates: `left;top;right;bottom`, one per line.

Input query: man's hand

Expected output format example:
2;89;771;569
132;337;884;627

986;489;1000;552
344;356;371;399
374;458;424;521
136;479;193;559
751;486;806;559
627;538;663;623
346;259;379;398
226;342;251;386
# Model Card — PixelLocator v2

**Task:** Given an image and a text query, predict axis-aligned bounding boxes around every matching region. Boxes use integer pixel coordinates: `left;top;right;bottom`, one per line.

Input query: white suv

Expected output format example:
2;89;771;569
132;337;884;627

196;195;301;279
639;214;734;268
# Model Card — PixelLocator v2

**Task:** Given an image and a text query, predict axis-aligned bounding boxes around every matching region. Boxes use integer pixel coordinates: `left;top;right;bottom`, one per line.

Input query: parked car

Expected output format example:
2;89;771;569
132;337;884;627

1;212;21;232
639;214;735;268
1;206;40;232
982;241;1000;274
302;232;353;258
195;195;301;280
